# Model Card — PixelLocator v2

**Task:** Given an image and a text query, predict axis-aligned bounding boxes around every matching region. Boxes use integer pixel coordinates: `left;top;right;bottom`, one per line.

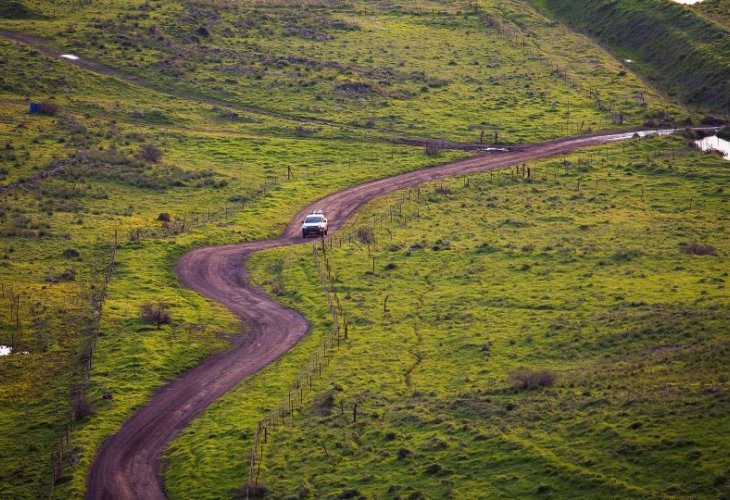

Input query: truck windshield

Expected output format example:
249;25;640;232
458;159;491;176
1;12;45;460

304;216;324;223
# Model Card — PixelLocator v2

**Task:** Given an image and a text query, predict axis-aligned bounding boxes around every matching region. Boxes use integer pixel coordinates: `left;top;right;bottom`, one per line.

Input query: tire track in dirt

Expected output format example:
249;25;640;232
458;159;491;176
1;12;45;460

85;128;676;499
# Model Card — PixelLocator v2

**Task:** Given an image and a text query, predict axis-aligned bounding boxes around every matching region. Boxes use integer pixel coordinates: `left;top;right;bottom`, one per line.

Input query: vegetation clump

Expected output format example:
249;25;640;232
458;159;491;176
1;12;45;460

0;1;38;20
355;227;374;244
139;302;172;329
62;248;80;259
679;242;717;256
508;369;556;390
138;144;163;163
46;268;76;283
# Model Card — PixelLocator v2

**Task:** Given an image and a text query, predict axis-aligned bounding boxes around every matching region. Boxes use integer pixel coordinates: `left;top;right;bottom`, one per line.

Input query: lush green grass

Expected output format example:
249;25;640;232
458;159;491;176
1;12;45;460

164;135;730;498
2;0;686;143
0;25;462;498
0;0;711;498
531;0;730;113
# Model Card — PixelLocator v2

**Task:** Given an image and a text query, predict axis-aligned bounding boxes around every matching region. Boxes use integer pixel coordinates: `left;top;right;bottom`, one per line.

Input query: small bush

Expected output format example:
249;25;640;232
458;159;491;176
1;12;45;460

509;369;556;390
423;435;448;451
679;242;716;256
336;489;363;499
294;125;314;137
46;268;76;283
424;142;442;157
62;248;80;259
139;144;163;163
157;213;171;222
313;388;336;415
700;115;727;127
139;302;171;329
131;110;171;124
355;227;374;244
73;393;96;419
500;218;531;228
409;241;426;251
536;484;552;494
475;242;498;254
239;483;267;499
423;463;443;475
0;1;37;19
612;249;642;262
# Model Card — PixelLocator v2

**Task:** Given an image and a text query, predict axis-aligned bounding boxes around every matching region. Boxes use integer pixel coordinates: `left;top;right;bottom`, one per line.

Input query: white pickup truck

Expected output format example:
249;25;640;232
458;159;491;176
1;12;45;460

301;210;328;238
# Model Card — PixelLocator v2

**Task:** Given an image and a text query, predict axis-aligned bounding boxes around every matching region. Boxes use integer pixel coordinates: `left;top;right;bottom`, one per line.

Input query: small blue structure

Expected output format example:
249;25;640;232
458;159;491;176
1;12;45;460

29;103;42;114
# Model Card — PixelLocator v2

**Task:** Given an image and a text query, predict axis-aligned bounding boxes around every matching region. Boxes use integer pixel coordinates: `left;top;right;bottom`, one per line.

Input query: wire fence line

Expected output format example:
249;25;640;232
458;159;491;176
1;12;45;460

49;230;118;494
245;239;347;498
0;229;118;494
239;156;623;496
126;175;286;244
477;7;650;132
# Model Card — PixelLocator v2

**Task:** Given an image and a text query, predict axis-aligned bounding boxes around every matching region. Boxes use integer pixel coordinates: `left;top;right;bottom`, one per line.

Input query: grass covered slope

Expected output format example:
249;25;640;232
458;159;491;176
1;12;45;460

694;0;730;30
531;0;730;113
0;22;466;497
2;0;685;143
166;135;730;498
0;0;708;497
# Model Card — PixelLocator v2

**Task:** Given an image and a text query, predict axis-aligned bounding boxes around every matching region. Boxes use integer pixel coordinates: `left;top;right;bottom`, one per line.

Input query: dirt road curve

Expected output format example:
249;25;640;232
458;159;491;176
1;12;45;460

86;129;672;499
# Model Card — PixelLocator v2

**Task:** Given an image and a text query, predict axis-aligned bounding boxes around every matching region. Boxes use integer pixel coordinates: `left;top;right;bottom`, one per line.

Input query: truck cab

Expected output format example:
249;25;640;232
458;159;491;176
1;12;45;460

301;210;328;238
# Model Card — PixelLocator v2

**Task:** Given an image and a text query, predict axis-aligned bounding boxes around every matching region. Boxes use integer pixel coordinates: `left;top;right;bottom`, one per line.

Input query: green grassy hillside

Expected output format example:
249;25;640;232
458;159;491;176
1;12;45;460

0;0;722;498
694;0;730;30
166;135;730;498
1;0;685;143
531;0;730;114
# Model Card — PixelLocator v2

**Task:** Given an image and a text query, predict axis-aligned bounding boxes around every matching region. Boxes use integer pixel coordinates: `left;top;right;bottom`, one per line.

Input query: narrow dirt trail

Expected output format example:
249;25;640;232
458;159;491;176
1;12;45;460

85;128;673;499
0;29;471;146
0;30;314;124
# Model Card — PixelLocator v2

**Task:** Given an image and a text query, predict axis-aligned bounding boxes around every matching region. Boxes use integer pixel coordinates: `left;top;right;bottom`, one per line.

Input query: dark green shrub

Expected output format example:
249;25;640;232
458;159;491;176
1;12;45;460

509;369;556;390
62;248;80;259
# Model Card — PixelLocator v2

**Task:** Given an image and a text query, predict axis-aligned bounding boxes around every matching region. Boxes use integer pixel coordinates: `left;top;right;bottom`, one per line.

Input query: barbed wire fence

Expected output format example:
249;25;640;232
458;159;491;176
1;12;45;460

49;230;118;494
475;6;651;137
0;229;118;495
241;137;704;496
126;174;286;244
244;239;347;498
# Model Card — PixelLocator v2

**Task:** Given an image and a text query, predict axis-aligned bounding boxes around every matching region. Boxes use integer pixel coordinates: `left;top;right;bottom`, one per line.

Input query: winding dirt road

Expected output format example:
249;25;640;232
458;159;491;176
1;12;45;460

86;129;674;499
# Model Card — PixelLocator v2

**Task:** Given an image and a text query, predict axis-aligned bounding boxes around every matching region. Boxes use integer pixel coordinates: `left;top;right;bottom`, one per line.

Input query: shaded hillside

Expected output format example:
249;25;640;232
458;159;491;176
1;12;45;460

695;0;730;30
0;1;38;19
531;0;730;113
